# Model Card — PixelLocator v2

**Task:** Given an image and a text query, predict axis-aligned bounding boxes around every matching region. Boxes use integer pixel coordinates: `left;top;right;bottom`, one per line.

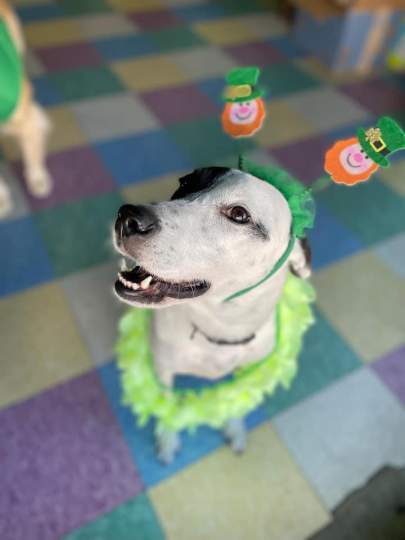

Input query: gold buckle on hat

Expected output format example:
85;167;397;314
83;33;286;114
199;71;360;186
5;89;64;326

224;84;251;100
365;127;387;153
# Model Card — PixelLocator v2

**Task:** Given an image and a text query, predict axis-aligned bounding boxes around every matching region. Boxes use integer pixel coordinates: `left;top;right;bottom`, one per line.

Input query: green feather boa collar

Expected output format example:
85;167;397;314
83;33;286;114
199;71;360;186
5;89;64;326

116;274;315;432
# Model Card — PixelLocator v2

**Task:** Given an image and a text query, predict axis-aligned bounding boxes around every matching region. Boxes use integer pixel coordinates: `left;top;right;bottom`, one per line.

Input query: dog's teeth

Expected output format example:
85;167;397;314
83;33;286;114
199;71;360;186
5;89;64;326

140;276;152;289
118;272;140;290
120;258;127;271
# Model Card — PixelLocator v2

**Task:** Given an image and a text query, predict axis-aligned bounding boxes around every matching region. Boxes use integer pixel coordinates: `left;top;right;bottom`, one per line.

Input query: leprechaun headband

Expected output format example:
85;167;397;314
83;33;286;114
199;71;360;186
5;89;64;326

224;157;315;302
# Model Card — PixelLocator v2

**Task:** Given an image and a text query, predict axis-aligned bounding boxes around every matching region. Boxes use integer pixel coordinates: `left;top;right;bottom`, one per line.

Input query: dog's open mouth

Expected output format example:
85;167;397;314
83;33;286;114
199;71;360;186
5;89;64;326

114;262;210;304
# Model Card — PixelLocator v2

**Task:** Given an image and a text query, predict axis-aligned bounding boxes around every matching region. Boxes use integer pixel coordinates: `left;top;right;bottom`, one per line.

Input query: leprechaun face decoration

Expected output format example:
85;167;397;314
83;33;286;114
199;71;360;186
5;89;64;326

221;67;266;138
325;117;405;186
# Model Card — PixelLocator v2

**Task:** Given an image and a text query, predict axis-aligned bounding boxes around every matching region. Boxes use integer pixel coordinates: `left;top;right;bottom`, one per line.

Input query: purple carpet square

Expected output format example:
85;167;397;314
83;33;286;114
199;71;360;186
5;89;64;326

340;77;405;116
129;8;182;30
270;133;331;184
0;371;142;540
372;345;405;405
225;41;284;66
13;147;116;211
140;83;218;125
36;42;103;72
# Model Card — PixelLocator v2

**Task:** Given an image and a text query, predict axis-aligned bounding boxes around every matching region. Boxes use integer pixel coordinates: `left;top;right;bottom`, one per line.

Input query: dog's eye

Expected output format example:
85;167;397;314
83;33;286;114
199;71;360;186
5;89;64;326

225;206;251;224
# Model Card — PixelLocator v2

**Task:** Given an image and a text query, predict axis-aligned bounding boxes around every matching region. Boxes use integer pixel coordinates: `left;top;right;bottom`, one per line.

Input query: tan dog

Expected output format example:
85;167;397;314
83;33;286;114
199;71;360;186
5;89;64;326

0;0;52;217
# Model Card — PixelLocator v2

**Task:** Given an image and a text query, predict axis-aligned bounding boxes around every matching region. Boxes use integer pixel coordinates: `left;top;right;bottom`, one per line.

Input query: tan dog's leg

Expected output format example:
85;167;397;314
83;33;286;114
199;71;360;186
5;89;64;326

14;102;52;197
0;177;12;217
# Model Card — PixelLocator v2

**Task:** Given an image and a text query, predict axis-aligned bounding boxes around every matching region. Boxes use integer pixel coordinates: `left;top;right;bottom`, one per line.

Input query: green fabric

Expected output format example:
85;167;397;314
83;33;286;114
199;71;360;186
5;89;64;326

0;19;23;122
116;274;315;432
224;66;263;102
358;116;405;168
226;67;260;87
239;156;315;238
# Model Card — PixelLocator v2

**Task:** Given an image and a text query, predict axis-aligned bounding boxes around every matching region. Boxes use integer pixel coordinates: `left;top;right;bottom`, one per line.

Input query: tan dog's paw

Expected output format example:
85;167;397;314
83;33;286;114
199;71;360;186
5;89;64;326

0;181;13;218
26;168;53;198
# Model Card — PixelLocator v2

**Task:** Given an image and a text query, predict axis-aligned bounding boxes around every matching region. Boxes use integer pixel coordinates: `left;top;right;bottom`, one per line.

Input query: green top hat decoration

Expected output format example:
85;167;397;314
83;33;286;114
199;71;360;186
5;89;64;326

223;66;264;102
358;116;405;168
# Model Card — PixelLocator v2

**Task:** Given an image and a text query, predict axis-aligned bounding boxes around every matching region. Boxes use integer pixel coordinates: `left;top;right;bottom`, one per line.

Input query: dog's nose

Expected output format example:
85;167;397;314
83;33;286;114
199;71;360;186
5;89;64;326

117;204;159;237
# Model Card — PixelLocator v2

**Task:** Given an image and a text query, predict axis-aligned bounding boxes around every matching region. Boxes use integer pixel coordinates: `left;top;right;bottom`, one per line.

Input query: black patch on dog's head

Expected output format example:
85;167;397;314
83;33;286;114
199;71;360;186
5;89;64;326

171;167;230;200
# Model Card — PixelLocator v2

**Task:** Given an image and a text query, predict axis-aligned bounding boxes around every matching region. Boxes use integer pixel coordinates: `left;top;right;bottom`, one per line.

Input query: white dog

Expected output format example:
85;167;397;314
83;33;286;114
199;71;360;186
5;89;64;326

0;0;52;217
113;166;311;463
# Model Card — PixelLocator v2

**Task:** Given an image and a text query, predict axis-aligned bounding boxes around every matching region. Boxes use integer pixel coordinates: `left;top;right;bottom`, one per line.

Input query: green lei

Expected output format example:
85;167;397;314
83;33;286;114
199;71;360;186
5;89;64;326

116;274;315;432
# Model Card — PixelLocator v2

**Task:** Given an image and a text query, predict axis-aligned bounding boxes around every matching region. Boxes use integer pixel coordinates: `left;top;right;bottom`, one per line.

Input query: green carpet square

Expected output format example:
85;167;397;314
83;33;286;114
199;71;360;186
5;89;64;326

34;191;123;277
167;115;255;166
149;26;206;52
62;494;165;540
317;178;405;246
261;62;321;98
266;309;361;417
49;66;124;102
57;0;111;15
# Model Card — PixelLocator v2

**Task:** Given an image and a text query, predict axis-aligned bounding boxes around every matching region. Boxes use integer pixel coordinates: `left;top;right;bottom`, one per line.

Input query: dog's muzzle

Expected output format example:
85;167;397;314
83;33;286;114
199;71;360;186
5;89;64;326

113;204;210;305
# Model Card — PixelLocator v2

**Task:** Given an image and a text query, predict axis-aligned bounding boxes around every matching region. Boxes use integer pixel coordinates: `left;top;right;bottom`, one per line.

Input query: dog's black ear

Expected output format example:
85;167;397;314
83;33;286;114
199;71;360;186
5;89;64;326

289;237;312;278
300;237;311;268
171;167;230;200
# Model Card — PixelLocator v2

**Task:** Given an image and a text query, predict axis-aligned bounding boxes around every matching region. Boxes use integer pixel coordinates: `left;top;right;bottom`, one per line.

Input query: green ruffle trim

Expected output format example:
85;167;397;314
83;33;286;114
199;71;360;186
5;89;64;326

239;157;315;238
116;274;315;432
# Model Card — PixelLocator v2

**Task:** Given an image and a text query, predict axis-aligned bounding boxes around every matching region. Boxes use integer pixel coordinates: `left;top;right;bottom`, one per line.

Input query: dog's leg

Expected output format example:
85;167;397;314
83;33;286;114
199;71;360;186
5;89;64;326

155;425;181;465
14;102;52;197
223;417;247;454
0;177;12;218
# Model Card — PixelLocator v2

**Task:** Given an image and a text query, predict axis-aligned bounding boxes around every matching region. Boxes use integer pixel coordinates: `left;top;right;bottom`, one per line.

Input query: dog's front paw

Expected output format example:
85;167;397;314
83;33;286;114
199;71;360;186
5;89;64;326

0;181;12;218
223;418;247;455
26;168;53;198
156;429;181;465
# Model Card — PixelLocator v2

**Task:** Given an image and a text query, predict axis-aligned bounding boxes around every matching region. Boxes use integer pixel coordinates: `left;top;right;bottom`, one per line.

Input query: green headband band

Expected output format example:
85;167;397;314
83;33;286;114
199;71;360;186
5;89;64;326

224;157;315;302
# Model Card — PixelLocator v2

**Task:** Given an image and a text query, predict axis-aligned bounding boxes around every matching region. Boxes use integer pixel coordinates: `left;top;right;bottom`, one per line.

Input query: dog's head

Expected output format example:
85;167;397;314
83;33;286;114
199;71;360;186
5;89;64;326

113;167;303;308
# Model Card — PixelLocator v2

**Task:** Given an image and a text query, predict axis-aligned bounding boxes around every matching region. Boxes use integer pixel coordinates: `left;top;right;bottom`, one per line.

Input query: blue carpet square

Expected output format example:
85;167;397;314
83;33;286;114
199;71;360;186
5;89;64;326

92;34;158;61
99;361;270;487
95;130;192;186
17;3;64;22
308;202;364;270
32;76;63;107
175;4;227;22
98;361;223;487
0;216;54;297
269;36;307;59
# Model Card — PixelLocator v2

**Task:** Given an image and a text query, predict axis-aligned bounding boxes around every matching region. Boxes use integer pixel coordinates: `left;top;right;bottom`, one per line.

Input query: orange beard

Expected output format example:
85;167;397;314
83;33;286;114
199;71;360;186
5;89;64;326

221;98;266;138
324;137;379;186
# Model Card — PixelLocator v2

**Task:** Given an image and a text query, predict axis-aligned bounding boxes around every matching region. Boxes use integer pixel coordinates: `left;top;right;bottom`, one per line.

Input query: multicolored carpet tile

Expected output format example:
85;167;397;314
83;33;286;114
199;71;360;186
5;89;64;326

0;0;404;539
